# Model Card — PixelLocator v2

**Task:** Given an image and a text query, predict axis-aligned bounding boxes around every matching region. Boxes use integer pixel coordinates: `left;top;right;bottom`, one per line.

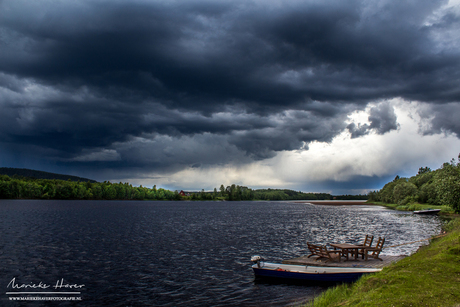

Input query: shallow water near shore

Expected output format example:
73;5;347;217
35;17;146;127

0;200;442;306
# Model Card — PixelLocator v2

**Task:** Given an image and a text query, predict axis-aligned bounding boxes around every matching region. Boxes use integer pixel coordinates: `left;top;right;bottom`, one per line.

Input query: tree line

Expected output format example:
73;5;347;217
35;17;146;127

191;184;334;201
0;175;180;200
368;154;460;213
185;185;366;201
0;167;96;182
0;174;367;201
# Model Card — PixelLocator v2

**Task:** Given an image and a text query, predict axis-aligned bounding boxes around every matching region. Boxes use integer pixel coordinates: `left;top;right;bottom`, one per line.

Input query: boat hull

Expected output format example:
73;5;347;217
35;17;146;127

252;263;381;283
413;209;441;215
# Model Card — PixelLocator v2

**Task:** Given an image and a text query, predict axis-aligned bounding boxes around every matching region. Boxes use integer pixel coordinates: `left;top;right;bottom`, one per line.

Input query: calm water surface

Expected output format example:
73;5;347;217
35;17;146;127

0;200;442;306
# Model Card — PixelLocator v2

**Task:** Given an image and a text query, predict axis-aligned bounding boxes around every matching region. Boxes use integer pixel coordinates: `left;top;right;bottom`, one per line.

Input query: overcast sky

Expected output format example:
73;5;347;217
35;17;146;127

1;0;460;194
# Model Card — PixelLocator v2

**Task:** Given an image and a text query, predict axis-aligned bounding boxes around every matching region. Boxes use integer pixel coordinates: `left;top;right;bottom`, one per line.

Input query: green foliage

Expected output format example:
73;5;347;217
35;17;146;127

377;180;398;203
418;181;438;205
409;170;433;188
433;162;460;212
368;154;460;213
393;181;417;204
183;185;335;201
0;175;180;201
252;188;331;201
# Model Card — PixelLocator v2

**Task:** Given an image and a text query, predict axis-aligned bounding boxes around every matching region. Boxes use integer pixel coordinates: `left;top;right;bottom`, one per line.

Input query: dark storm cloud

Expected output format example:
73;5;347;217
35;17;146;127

2;0;459;108
347;103;399;138
368;104;399;134
419;103;460;137
0;88;267;156
228;107;350;159
0;0;459;177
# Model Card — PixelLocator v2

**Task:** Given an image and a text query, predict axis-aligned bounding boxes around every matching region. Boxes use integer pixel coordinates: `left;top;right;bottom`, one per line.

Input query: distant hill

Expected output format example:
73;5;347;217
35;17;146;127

0;168;97;183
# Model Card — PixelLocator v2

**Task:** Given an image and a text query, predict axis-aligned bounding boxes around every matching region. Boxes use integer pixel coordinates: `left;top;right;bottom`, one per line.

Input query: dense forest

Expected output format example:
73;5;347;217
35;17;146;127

0;167;96;182
196;185;334;201
0;168;368;201
0;175;180;200
368;154;460;213
0;175;337;201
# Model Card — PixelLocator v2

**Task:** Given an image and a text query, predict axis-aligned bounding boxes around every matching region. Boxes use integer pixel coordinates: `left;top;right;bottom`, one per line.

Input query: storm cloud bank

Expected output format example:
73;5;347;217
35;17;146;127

1;0;459;191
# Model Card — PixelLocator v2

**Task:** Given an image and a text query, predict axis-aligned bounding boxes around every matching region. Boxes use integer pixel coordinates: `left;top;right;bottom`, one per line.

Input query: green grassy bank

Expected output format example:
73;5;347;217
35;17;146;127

308;218;460;307
368;201;456;214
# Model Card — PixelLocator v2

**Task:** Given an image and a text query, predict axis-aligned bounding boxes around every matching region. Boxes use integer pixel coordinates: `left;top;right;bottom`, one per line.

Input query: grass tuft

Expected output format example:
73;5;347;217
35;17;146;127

367;201;456;214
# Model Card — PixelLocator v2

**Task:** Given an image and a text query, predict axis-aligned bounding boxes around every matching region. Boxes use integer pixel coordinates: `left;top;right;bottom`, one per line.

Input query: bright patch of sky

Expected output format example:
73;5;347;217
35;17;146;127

131;99;460;194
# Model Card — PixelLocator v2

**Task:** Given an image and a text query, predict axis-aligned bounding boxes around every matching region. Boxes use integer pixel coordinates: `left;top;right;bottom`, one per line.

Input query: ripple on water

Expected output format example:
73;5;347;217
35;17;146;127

0;200;442;306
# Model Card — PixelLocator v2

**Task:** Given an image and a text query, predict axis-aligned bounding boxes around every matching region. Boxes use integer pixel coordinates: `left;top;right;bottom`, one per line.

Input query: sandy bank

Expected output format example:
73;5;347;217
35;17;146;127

295;200;369;206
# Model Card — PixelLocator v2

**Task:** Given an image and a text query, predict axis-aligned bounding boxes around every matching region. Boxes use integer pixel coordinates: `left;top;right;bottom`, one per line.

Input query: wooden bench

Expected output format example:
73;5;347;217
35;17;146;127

307;242;342;262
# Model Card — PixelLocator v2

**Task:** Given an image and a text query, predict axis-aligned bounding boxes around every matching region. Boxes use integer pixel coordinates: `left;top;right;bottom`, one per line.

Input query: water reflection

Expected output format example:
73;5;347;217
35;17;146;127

0;200;442;306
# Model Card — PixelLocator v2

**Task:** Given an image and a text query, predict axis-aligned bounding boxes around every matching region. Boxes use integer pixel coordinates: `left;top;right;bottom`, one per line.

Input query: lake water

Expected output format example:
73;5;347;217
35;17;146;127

0;200;442;306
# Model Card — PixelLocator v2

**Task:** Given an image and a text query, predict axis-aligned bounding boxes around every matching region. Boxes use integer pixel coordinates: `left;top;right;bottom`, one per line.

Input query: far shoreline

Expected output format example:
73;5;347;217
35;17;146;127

294;200;369;206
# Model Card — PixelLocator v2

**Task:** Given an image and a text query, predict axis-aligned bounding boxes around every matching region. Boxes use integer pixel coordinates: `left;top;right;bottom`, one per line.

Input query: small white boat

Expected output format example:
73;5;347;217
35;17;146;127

413;209;441;215
251;256;382;283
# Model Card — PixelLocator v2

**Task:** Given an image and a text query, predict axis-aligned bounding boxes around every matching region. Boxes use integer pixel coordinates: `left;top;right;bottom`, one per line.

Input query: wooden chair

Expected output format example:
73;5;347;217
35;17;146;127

364;237;385;261
339;235;374;260
357;235;374;259
307;242;342;262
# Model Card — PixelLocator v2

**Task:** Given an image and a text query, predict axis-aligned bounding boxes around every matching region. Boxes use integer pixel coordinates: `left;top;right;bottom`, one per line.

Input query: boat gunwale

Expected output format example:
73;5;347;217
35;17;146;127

252;262;382;274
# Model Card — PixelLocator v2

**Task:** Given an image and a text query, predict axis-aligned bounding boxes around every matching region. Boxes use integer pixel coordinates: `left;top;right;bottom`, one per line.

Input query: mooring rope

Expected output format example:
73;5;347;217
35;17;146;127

383;233;448;249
